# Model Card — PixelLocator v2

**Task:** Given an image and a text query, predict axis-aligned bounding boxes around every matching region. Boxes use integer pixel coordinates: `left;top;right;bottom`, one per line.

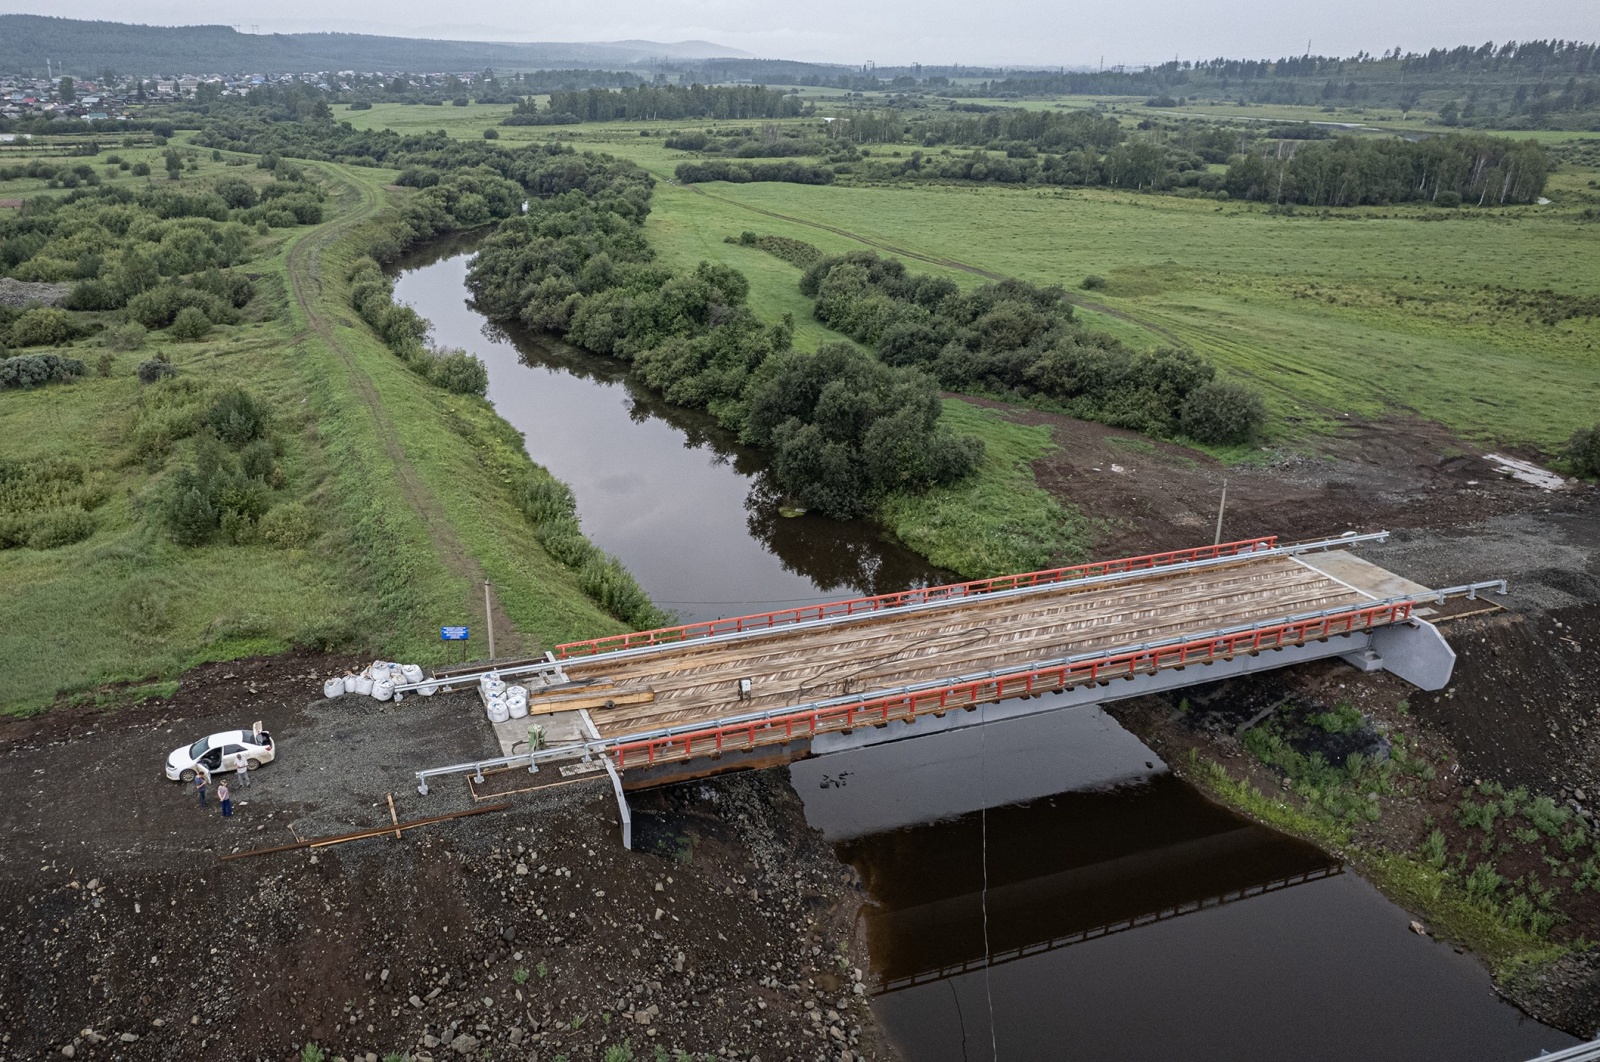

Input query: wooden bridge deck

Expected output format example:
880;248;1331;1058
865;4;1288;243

554;553;1374;743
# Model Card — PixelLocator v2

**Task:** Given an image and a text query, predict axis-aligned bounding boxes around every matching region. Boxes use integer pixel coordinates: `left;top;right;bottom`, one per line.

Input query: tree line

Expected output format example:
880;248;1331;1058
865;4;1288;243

798;252;1265;446
541;85;809;123
464;159;983;519
1225;132;1549;206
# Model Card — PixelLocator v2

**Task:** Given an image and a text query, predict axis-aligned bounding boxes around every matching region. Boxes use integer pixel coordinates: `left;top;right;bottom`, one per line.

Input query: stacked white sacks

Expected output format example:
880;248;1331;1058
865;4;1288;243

323;661;429;699
506;685;529;719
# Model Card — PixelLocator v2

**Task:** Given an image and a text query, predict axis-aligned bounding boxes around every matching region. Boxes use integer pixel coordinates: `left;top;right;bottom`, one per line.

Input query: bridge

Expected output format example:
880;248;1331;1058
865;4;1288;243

412;531;1501;841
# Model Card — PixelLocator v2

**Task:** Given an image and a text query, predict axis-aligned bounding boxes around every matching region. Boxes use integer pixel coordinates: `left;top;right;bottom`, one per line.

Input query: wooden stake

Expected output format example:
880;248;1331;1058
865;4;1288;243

386;793;401;840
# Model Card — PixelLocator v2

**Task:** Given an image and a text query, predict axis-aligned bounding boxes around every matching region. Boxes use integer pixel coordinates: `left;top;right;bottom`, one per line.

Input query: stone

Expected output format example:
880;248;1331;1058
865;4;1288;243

60;1047;74;1059
501;926;516;943
118;1033;138;1043
448;1033;479;1056
409;995;425;1009
421;1034;440;1048
508;1028;524;1047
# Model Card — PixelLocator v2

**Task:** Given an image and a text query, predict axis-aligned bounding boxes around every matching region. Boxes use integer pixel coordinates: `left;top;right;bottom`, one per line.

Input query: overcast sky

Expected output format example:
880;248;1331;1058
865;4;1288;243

7;0;1597;66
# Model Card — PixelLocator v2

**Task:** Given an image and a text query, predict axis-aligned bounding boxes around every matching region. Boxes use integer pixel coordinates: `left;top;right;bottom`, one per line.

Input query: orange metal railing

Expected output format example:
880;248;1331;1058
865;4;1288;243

612;599;1411;770
557;535;1279;660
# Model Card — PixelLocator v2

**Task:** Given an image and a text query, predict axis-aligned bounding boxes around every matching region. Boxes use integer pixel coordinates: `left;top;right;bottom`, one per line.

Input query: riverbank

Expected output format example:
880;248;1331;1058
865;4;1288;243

0;653;887;1061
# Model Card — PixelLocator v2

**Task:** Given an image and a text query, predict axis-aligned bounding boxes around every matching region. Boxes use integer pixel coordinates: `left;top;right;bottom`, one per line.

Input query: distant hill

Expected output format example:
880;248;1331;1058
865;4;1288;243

0;15;749;76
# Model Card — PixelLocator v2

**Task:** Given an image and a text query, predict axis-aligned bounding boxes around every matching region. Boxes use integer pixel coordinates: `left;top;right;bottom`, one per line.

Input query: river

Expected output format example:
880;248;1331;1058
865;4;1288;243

393;245;1577;1062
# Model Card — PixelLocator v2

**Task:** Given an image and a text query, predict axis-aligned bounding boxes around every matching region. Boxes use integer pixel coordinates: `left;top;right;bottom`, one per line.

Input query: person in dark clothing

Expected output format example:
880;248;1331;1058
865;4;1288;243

194;768;209;807
217;781;232;818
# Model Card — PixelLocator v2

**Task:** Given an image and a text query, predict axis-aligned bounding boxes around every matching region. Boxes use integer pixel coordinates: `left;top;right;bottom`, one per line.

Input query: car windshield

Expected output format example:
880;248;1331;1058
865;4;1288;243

188;736;210;759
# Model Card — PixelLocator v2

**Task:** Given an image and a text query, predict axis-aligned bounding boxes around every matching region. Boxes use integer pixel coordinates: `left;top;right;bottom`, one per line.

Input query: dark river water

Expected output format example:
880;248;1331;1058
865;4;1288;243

393;246;1578;1062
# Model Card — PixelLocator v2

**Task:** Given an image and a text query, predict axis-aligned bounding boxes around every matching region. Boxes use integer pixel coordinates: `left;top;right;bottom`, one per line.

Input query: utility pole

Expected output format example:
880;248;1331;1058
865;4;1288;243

1213;478;1228;546
484;581;496;661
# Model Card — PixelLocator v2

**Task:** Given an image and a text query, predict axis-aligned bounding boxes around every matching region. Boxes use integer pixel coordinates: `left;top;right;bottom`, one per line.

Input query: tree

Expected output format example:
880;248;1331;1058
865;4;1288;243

170;307;212;341
58;76;74;103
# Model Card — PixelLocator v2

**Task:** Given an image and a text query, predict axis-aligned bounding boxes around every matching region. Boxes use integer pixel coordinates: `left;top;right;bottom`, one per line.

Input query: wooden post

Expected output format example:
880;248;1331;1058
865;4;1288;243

386;793;401;840
1213;478;1228;546
484;581;496;662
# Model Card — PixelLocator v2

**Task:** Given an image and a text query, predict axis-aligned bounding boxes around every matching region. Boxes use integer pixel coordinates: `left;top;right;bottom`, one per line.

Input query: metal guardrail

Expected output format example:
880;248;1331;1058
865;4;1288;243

538;533;1395;676
1525;1038;1600;1062
413;588;1414;794
1427;579;1509;604
552;535;1284;659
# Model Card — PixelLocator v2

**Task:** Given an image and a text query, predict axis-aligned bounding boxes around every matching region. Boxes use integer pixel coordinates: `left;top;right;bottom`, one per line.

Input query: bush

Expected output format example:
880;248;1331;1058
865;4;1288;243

518;476;577;524
1434;191;1463;208
1567;423;1600;477
137;355;177;384
9;307;78;348
0;353;86;389
204;388;269;446
27;507;95;549
1081;274;1108;290
423;347;489;395
482;128;500;140
1179;380;1267;445
259;502;315;548
105;321;148;352
65;279;125;311
131;161;151;176
170;306;212;341
579;554;668;629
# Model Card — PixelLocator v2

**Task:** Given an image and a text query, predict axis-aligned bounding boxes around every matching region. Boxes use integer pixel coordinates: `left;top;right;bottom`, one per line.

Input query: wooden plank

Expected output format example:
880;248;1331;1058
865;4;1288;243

525;687;656;717
386;793;401;840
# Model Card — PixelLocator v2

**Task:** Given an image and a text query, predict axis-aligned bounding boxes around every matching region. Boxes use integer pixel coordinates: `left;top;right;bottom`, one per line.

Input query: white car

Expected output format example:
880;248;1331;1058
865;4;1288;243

165;725;275;782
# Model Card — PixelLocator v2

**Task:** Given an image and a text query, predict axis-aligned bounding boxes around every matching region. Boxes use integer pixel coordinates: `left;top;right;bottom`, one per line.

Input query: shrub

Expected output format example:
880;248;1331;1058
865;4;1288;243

423;347;489;396
579;554;667;629
1081;274;1108;290
519;476;577;524
137;355;177;384
1435;191;1463;208
204;388;269;446
1568;423;1600;477
9;307;78;347
170;306;212;341
65;279;125;311
483;128;500;140
105;322;148;352
259;502;315;548
1179;380;1266;445
0;353;87;389
131;161;151;177
28;507;96;549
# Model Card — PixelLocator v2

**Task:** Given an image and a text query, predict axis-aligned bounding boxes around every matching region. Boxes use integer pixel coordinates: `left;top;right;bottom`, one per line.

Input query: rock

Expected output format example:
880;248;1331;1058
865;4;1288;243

635;1011;652;1025
501;926;516;943
421;1034;440;1048
380;969;390;983
60;1047;74;1059
409;995;425;1009
119;1033;138;1043
448;1033;479;1055
508;1028;524;1047
514;864;528;876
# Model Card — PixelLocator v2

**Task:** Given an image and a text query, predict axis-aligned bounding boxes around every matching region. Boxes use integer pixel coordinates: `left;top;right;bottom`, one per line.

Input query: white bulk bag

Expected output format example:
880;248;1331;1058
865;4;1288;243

323;677;345;699
400;663;424;684
353;675;375;696
372;677;394;702
342;674;360;694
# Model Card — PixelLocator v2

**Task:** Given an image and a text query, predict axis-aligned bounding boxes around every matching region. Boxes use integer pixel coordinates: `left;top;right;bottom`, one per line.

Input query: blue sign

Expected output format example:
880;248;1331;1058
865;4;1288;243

441;626;469;641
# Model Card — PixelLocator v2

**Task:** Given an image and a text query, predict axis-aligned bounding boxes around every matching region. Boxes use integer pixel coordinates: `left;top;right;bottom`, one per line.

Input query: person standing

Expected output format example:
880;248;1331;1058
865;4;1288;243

234;756;249;789
194;767;209;807
217;781;232;818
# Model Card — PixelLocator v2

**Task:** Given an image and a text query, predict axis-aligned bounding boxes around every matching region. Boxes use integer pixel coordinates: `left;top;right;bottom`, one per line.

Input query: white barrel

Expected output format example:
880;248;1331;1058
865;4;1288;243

353;675;375;696
486;699;511;724
342;674;359;694
323;677;345;699
371;677;394;702
401;663;424;684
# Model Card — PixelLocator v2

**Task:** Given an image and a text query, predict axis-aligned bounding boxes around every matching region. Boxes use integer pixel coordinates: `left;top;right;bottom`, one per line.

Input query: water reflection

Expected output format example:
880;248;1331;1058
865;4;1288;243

391;244;950;624
802;715;1577;1062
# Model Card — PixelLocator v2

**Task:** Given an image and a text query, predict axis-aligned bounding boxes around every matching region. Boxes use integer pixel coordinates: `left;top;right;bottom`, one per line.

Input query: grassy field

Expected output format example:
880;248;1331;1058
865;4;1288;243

0;146;623;715
347;102;1600;448
645;179;1600;447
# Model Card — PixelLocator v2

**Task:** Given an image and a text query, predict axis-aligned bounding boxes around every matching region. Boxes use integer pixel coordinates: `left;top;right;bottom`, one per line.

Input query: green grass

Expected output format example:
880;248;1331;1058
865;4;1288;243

0;147;623;715
643;179;1600;448
879;399;1086;575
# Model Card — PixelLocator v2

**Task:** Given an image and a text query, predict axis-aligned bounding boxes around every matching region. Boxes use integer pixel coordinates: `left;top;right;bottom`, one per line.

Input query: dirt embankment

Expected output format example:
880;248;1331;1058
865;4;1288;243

0;658;885;1062
1038;411;1600;1037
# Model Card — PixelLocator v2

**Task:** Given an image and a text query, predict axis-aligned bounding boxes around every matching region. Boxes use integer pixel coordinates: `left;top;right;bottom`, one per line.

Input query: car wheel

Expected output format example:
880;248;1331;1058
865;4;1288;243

246;758;262;771
180;768;196;783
